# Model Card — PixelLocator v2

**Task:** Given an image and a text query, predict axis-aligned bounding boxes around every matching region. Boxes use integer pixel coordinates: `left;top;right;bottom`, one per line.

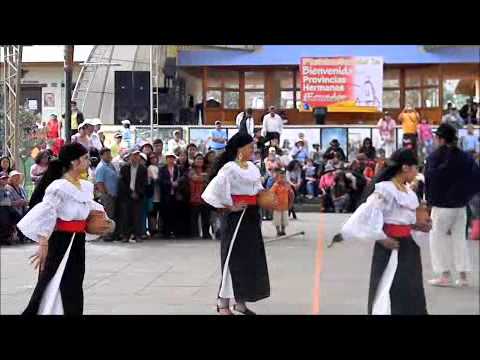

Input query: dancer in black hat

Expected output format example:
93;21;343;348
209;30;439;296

202;132;270;315
18;143;114;315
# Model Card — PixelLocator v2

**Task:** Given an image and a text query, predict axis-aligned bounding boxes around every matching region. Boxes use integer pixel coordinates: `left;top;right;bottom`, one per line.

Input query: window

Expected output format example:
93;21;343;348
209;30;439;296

404;66;440;109
224;91;239;109
245;71;265;89
383;68;401;109
206;70;240;109
383;89;401;108
245;91;264;109
244;71;265;109
272;71;295;109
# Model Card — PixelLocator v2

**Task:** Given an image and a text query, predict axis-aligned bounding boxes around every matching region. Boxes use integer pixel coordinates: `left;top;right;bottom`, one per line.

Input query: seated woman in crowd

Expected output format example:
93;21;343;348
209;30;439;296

1;156;14;175
304;158;318;199
358;137;377;161
189;153;211;239
319;164;336;212
291;139;309;165
330;171;352;213
6;170;29;243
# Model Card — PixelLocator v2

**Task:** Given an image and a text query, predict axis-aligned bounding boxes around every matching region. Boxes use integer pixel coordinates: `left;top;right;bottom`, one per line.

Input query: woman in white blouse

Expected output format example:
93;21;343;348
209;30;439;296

202;132;270;315
18;143;114;315
341;149;431;315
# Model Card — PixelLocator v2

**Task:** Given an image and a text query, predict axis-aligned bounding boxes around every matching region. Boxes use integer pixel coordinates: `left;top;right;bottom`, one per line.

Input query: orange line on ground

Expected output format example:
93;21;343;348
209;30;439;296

312;213;324;315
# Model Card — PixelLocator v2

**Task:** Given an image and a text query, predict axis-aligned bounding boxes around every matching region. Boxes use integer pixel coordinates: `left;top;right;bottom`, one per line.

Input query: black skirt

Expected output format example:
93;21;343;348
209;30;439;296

367;236;427;315
23;231;86;315
219;206;270;303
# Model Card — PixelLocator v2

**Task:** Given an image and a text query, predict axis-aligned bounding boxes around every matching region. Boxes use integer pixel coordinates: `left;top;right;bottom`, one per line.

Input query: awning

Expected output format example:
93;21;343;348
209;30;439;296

455;79;476;96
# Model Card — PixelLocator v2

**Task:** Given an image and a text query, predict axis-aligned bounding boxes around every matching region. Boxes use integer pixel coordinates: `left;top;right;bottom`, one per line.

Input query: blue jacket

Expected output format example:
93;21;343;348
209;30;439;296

425;145;480;208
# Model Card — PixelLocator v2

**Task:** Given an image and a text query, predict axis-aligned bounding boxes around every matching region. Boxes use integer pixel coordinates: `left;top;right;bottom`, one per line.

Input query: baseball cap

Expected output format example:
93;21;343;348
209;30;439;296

8;170;22;177
434;123;457;143
121;119;131;125
114;132;123;139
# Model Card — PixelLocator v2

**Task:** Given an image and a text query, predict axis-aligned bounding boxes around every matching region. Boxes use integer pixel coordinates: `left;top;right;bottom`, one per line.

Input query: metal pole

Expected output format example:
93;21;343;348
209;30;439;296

64;45;74;143
149;45;154;143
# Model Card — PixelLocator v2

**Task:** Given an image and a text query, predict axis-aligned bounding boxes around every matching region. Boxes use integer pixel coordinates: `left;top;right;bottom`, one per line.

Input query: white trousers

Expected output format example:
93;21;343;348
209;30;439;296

429;207;472;274
273;210;288;229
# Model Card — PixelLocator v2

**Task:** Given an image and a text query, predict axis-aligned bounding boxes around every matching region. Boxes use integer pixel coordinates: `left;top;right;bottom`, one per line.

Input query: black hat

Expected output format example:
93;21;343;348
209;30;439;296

434;123;457;143
58;143;88;167
225;132;253;154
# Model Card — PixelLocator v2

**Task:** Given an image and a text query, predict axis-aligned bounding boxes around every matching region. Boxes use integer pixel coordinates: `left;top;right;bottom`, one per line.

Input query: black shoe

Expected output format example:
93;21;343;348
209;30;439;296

328;233;344;248
232;304;256;315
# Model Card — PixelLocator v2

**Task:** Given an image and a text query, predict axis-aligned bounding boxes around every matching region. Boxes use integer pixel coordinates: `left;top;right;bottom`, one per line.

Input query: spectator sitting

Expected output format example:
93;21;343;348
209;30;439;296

291;138;309;164
330;171;352;213
303;158;317;199
374;148;387;176
7;170;28;243
319;164;336;212
270;168;294;236
358;137;376;160
30;150;50;187
310;144;324;168
323;139;347;162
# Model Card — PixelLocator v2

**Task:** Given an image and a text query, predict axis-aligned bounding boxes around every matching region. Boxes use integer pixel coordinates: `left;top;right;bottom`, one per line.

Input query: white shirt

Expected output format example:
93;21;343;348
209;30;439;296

262;113;283;136
235;112;255;137
90;132;103;151
341;181;419;243
202;161;264;208
130;165;138;192
16;179;105;242
167;138;187;152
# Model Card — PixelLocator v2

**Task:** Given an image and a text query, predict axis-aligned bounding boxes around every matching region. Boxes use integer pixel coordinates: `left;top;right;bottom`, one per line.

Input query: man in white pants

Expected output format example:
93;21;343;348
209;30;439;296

425;123;480;287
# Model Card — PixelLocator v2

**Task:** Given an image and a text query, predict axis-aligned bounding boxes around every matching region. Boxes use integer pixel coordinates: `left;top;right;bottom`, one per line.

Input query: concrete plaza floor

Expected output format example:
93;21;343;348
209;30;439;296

1;213;478;315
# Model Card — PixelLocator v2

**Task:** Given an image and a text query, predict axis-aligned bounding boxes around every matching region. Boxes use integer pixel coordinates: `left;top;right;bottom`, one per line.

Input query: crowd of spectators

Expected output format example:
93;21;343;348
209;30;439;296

1;98;479;245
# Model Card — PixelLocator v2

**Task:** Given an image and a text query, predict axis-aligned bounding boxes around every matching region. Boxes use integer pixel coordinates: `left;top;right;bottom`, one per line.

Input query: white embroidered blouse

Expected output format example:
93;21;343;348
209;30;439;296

341;181;419;242
17;179;105;242
201;161;264;208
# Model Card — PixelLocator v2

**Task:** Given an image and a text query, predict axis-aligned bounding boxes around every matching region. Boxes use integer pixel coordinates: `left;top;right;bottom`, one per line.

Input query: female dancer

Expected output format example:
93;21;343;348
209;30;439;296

341;149;431;315
202;132;270;315
17;143;114;315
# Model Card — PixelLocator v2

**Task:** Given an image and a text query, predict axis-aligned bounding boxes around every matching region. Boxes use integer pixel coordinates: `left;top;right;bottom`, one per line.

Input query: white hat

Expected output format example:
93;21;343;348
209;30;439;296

140;153;147;161
91;118;102;126
78;121;90;129
121;119;131;125
8;170;22;177
268;147;276;153
165;151;177;159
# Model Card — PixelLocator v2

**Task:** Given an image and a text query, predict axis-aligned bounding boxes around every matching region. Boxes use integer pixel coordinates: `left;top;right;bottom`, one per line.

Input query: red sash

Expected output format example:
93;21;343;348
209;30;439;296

383;224;411;238
231;195;257;206
55;219;87;233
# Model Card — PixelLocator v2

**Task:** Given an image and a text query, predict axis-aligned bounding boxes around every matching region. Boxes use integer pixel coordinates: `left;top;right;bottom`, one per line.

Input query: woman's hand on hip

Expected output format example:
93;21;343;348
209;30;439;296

378;238;400;250
29;236;48;272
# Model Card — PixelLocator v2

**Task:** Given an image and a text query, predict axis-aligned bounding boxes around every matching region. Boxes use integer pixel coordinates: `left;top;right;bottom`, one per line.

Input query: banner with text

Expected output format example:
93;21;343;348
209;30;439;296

300;57;383;112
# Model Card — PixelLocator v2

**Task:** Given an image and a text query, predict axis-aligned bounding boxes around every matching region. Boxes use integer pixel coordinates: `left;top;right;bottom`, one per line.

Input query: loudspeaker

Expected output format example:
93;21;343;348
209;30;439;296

114;71;151;125
163;57;177;78
313;107;327;125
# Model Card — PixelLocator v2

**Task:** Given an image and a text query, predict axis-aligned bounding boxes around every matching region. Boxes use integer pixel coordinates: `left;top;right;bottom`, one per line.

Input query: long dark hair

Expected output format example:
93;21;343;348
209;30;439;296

211;133;253;179
360;148;418;204
29;143;88;209
1;156;13;173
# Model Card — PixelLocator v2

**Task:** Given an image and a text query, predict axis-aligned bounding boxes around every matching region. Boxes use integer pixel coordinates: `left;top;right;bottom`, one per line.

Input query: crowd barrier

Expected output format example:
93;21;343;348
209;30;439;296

101;124;480;162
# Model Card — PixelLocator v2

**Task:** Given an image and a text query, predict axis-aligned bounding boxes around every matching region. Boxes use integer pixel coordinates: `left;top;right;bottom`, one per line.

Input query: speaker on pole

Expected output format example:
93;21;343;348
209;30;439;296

114;71;151;125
